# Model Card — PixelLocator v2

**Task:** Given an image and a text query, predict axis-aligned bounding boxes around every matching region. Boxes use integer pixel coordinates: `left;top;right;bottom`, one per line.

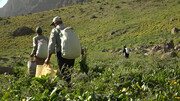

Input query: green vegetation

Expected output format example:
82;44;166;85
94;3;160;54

0;0;180;100
0;53;180;100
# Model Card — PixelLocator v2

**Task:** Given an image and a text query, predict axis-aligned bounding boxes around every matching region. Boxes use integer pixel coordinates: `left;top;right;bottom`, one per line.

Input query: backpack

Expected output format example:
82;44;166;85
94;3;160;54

59;27;81;59
125;48;130;54
36;39;48;59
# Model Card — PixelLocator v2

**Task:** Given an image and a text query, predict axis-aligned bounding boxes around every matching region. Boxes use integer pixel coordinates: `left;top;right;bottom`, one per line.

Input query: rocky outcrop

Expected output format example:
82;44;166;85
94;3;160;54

166;40;175;50
0;58;9;63
152;45;162;52
0;67;14;74
101;48;122;53
0;0;91;17
12;26;34;37
171;27;179;34
161;52;178;59
131;40;179;58
174;44;180;51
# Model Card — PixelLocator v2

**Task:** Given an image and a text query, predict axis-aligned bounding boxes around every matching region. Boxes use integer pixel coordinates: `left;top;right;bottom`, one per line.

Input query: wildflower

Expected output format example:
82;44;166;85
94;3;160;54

174;82;177;85
2;89;6;92
130;91;132;94
122;88;126;92
175;97;180;99
137;84;142;90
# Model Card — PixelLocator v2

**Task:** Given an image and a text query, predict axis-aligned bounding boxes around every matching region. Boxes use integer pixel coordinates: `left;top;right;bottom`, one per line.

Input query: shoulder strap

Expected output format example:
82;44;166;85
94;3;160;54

55;28;63;37
55;28;61;33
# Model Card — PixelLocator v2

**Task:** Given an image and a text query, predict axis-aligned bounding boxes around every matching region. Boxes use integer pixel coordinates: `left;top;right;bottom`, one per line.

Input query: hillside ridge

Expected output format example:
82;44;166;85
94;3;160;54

0;0;91;17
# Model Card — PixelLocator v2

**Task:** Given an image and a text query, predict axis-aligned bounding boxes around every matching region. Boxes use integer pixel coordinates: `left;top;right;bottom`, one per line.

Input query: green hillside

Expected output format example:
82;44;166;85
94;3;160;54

0;0;180;100
0;0;180;56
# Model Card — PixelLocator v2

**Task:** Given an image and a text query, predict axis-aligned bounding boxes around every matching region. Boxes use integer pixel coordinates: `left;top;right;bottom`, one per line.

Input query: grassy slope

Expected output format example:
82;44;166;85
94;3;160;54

0;0;180;100
0;0;180;57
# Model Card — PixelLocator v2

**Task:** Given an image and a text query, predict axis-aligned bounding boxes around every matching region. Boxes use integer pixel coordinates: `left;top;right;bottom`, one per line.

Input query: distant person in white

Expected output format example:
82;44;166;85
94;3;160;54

123;46;130;58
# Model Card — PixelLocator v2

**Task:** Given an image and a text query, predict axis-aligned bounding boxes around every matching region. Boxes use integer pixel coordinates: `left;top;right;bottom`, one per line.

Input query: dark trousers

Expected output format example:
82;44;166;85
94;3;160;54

57;51;75;83
125;53;129;58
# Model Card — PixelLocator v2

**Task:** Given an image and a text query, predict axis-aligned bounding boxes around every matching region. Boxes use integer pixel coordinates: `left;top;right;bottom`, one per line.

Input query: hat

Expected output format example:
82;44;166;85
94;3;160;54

36;27;42;33
50;16;62;26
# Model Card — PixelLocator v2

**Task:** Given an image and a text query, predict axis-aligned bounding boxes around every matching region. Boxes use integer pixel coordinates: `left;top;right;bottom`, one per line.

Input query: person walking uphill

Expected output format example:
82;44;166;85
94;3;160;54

30;27;49;65
123;46;130;58
45;16;81;84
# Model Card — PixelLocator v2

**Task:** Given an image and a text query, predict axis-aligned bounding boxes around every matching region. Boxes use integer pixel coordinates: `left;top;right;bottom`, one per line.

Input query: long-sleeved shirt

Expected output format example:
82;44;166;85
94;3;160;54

31;34;49;56
48;24;66;54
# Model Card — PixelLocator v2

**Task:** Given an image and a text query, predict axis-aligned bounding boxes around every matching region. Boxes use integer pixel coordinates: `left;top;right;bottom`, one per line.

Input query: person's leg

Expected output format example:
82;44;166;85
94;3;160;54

35;57;40;65
35;57;45;65
39;58;45;65
125;53;128;58
67;59;75;67
57;51;71;83
125;53;129;58
57;51;65;71
64;59;75;83
127;54;129;58
57;51;75;85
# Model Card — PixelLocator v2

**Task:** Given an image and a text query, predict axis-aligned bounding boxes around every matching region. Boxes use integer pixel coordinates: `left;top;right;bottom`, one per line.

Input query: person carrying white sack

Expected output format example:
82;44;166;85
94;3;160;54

123;46;130;58
30;27;49;65
45;16;81;84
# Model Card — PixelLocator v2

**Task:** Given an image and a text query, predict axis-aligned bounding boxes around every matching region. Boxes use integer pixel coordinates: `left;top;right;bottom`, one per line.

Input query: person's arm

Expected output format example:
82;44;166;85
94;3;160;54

30;37;37;57
45;53;52;64
47;37;49;45
123;48;125;53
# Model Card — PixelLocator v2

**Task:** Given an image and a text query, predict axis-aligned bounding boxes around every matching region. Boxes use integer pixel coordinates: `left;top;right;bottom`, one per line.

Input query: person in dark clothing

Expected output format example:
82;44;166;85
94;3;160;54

123;46;129;58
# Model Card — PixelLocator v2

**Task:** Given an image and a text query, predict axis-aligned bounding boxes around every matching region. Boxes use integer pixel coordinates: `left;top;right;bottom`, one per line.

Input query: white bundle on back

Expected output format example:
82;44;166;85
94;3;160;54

125;48;130;54
60;27;81;59
36;39;48;58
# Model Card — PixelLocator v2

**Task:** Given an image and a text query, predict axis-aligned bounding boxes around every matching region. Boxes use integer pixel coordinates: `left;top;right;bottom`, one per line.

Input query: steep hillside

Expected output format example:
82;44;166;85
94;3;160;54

0;0;180;57
0;0;91;17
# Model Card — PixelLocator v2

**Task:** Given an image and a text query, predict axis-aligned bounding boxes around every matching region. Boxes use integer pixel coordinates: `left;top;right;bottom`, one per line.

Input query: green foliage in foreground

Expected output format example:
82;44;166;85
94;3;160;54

0;0;180;100
0;53;179;101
